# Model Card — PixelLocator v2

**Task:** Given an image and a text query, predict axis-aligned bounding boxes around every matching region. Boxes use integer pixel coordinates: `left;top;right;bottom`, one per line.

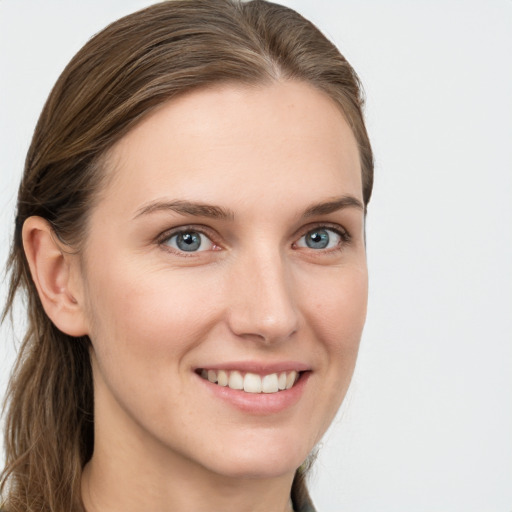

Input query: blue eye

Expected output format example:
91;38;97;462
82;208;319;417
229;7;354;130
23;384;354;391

296;228;343;250
164;231;214;252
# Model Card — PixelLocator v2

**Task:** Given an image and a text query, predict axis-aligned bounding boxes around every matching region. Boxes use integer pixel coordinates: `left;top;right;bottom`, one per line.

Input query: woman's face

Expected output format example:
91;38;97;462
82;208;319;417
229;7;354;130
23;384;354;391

78;81;367;480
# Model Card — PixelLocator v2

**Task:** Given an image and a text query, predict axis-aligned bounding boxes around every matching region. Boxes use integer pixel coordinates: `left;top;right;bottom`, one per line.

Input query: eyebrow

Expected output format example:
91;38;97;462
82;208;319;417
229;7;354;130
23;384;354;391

302;195;364;217
134;200;235;220
134;195;363;221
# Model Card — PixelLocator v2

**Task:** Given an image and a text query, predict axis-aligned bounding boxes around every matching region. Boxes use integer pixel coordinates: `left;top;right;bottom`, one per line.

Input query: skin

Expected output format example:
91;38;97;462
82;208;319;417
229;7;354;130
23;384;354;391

24;80;367;512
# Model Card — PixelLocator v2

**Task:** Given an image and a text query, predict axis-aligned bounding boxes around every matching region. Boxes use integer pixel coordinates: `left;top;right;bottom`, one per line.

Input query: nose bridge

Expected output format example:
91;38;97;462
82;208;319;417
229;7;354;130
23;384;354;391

227;244;299;343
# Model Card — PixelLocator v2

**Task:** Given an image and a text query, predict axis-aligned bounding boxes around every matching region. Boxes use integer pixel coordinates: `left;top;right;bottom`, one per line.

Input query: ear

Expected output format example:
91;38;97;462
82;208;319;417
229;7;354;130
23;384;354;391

22;216;89;337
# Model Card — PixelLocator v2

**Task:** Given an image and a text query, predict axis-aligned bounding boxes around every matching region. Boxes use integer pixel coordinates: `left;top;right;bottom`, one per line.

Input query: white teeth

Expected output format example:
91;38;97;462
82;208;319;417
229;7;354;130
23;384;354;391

200;369;301;393
285;371;298;390
262;373;279;393
244;373;262;393
228;370;244;390
217;370;228;386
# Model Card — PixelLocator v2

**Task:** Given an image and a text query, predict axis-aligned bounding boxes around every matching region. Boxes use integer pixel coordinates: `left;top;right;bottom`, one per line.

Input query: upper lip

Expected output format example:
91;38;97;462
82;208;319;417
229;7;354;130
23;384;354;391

195;361;311;374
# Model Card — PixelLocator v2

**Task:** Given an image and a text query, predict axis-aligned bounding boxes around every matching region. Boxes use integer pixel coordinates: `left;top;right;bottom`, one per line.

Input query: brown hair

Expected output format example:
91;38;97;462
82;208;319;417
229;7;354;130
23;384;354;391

1;1;373;510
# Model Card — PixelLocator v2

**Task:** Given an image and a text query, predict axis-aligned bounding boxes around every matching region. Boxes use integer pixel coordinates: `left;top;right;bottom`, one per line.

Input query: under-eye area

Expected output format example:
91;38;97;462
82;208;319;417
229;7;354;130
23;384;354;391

196;369;305;394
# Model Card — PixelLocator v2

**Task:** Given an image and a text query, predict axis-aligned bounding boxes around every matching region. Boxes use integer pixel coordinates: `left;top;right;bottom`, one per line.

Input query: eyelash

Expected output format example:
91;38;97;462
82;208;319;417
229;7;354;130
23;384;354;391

156;223;351;256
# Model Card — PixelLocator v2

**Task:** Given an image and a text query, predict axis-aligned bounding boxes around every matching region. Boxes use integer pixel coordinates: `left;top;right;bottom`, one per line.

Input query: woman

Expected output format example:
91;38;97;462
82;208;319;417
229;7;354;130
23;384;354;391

1;1;373;511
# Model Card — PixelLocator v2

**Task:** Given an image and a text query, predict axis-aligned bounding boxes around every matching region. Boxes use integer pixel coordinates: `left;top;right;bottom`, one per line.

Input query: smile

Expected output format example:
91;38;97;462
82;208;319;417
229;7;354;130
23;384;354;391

198;369;300;394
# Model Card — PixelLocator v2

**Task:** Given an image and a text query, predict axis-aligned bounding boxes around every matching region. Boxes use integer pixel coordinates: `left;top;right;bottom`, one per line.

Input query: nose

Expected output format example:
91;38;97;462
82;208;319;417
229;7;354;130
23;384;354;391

226;248;300;344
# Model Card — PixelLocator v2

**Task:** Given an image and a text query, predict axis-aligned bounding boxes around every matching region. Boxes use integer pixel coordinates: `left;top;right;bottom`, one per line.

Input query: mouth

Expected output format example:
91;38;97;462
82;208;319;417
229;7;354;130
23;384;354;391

196;368;302;394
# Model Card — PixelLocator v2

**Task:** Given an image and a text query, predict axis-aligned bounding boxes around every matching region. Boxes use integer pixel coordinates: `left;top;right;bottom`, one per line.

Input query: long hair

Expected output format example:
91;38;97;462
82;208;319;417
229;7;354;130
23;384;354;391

1;1;374;510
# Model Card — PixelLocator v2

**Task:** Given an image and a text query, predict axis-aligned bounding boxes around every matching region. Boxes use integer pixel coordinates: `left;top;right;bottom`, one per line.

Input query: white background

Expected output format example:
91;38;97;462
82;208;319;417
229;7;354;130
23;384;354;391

1;1;511;511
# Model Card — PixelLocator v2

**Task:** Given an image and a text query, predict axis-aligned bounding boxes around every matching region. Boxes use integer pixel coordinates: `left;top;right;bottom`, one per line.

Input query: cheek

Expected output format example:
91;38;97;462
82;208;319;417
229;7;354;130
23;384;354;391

84;262;220;367
295;265;367;443
303;264;368;349
83;265;223;433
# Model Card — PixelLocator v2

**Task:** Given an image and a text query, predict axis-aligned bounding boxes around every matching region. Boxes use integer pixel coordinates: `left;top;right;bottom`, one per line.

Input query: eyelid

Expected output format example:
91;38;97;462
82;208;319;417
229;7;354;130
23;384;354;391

296;222;350;240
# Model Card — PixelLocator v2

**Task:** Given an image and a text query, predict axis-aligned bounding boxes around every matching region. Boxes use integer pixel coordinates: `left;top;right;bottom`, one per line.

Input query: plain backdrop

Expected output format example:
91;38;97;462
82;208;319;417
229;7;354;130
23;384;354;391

1;1;511;511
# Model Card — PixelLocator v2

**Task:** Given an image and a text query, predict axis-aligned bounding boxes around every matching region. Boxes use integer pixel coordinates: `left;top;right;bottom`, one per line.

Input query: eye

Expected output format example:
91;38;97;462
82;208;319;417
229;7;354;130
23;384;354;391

163;230;215;253
295;227;345;250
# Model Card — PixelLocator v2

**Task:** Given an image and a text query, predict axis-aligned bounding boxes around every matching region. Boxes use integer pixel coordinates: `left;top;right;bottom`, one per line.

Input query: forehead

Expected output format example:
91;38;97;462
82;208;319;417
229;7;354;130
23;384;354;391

99;80;362;216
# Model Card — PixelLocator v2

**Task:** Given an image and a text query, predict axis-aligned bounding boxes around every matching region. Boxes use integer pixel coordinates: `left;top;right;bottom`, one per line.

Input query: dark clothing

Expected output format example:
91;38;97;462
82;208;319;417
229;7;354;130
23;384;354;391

292;487;317;512
296;496;317;512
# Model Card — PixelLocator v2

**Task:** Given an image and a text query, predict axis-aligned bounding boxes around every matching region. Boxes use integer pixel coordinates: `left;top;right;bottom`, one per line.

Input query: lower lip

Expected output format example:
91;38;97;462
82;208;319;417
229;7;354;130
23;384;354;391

197;372;311;414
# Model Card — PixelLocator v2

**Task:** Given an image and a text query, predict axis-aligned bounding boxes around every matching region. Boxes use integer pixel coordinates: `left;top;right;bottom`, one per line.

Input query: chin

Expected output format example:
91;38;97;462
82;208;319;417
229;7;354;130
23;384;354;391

197;430;312;480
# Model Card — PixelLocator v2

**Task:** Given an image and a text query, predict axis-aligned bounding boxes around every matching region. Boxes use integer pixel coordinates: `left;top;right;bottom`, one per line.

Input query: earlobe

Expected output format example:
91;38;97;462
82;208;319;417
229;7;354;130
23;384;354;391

22;216;89;337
